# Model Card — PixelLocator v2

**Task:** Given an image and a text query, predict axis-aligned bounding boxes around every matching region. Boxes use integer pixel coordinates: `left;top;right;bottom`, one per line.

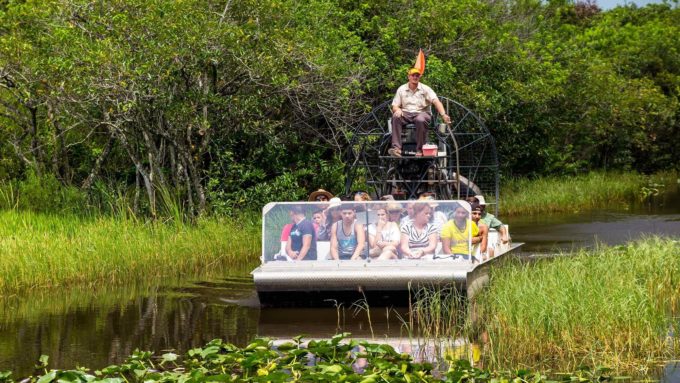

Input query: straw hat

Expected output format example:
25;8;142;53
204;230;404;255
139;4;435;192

308;189;334;202
386;202;404;213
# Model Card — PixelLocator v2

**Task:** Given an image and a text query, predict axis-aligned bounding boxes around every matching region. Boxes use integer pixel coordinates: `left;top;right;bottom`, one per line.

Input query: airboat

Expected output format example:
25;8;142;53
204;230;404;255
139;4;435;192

252;97;522;306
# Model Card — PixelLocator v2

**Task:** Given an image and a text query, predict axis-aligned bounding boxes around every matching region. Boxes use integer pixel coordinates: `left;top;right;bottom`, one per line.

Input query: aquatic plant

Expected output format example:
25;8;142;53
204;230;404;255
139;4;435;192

0;334;622;382
476;236;680;372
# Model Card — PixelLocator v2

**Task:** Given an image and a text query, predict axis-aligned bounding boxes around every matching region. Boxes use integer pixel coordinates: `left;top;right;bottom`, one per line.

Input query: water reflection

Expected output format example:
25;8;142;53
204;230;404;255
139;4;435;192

510;186;680;253
662;362;680;382
511;211;680;252
0;278;258;377
260;306;408;339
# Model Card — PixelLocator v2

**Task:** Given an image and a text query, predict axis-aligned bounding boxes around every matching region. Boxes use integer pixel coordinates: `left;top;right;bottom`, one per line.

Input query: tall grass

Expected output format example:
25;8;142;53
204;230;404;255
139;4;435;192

476;236;680;372
402;286;468;341
396;286;479;367
500;170;678;215
0;210;260;294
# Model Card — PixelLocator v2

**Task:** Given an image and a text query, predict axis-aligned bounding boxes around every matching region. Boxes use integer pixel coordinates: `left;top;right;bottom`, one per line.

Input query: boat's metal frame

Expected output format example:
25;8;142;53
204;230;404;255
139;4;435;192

343;97;500;215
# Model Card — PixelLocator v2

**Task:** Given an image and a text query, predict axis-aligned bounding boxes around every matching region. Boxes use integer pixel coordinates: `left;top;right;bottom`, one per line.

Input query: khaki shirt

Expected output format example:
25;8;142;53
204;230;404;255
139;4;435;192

392;83;438;113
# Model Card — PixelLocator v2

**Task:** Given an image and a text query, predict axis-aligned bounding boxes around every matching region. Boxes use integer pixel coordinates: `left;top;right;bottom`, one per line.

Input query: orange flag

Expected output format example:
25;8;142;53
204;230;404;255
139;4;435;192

414;49;425;74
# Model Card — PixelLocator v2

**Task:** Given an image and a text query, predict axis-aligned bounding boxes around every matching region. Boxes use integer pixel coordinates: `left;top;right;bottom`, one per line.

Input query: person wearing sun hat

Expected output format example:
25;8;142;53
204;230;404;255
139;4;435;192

389;65;452;157
308;189;334;202
385;202;404;226
471;195;509;245
317;197;342;241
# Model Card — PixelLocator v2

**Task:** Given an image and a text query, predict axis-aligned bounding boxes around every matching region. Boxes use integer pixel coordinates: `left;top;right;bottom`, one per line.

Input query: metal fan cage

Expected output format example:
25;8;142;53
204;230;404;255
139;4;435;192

343;97;500;214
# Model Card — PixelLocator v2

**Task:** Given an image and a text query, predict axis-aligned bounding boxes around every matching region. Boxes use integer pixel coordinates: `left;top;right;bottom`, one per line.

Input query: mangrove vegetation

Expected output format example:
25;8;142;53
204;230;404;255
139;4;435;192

1;0;679;216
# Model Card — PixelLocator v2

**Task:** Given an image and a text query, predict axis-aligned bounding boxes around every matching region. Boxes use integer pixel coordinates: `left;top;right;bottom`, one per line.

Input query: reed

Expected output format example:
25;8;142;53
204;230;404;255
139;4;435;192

500;170;678;215
395;286;481;368
476;236;680;372
0;210;260;295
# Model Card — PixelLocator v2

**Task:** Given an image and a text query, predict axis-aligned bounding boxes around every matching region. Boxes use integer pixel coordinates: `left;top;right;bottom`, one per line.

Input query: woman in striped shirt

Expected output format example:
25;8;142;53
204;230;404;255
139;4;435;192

399;202;438;259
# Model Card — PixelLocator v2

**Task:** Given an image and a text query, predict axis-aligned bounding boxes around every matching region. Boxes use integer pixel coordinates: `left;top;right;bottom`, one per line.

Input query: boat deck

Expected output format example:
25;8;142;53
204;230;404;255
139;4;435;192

252;243;522;293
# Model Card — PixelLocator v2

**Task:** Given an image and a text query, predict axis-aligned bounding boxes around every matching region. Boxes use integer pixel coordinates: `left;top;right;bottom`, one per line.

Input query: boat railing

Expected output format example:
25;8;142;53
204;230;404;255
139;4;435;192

261;200;480;264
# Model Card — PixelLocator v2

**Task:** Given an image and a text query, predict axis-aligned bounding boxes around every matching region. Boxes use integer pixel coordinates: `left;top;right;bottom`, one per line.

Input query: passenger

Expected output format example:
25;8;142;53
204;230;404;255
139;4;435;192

353;191;372;201
367;205;400;260
471;195;510;244
312;209;325;236
419;191;436;198
470;203;490;260
273;220;295;261
388;67;452;157
418;194;447;234
386;202;404;226
380;194;395;201
400;201;416;229
330;205;366;260
318;197;342;241
285;205;317;261
308;189;333;202
440;203;480;262
399;202;438;259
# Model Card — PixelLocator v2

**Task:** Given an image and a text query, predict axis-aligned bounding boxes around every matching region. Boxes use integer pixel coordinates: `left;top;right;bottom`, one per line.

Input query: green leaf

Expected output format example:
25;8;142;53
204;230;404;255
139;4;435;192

37;355;50;368
160;353;178;364
200;346;220;359
37;371;57;383
0;371;11;381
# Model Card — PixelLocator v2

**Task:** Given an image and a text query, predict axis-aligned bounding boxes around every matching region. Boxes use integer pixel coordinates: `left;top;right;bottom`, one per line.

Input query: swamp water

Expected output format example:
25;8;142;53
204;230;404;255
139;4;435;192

1;190;679;378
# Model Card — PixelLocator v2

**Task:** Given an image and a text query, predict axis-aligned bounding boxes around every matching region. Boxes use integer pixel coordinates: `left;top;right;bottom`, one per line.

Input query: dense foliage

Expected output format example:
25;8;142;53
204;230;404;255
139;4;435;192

1;0;678;215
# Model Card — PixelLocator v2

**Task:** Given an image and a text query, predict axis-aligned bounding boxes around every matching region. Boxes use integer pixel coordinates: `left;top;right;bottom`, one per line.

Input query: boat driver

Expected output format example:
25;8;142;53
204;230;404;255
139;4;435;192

389;67;451;157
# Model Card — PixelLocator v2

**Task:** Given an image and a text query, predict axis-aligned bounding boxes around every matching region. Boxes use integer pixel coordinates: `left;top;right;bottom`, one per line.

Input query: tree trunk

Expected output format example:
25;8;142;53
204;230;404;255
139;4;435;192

81;134;115;190
110;123;157;218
